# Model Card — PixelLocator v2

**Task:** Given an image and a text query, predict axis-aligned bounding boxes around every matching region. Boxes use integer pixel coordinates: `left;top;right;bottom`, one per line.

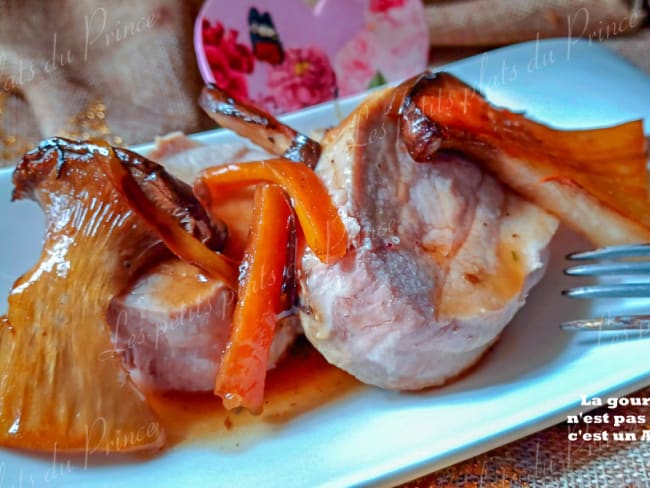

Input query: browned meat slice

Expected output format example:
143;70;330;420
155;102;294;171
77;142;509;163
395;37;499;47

299;88;559;390
101;134;300;393
107;259;300;392
147;131;202;161
107;259;234;391
148;132;271;184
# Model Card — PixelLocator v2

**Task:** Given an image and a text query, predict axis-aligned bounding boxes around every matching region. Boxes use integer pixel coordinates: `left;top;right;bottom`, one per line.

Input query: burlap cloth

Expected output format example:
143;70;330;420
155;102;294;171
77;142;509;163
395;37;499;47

0;1;649;486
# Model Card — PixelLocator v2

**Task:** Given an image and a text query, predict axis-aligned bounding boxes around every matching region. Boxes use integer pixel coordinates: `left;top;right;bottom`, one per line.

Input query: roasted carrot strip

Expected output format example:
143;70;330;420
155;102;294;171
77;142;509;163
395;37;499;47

215;184;292;414
98;144;239;289
195;159;348;262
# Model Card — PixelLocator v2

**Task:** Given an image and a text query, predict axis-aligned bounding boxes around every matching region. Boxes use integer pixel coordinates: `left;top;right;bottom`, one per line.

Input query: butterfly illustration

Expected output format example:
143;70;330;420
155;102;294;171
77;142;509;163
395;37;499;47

248;7;285;66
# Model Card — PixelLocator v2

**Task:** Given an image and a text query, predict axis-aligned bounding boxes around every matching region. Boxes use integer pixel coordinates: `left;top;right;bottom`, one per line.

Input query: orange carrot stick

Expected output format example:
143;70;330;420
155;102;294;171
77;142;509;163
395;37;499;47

215;184;292;414
99;144;239;289
195;159;348;262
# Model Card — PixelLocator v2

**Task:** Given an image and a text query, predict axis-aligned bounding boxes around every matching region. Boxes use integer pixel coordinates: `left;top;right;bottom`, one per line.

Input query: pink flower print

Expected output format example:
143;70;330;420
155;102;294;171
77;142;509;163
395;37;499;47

267;46;338;112
202;19;255;100
333;32;379;97
334;0;428;97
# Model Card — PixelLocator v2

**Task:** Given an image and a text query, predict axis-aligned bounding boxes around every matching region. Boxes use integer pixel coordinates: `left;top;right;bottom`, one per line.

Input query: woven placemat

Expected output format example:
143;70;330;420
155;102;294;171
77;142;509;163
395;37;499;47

402;385;650;487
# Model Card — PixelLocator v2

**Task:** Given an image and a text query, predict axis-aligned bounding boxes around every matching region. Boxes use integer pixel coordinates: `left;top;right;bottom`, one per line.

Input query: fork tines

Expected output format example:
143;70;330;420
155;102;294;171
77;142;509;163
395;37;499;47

562;283;650;299
566;244;650;261
562;243;650;331
560;315;650;331
563;243;650;299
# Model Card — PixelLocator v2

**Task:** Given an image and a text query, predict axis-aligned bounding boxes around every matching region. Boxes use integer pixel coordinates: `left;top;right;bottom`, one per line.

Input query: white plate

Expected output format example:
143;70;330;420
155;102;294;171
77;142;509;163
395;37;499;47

1;39;650;487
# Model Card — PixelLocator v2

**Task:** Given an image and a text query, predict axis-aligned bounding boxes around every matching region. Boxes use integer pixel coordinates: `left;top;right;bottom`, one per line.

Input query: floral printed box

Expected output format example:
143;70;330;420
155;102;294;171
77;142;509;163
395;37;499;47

195;0;429;114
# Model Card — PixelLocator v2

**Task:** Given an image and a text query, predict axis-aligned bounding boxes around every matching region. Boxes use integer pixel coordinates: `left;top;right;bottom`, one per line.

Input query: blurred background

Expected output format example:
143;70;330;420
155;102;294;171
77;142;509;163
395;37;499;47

0;0;647;166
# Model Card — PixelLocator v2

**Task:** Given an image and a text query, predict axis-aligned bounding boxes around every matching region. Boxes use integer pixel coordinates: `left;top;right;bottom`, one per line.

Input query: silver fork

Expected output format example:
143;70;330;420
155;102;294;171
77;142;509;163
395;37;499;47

561;244;650;331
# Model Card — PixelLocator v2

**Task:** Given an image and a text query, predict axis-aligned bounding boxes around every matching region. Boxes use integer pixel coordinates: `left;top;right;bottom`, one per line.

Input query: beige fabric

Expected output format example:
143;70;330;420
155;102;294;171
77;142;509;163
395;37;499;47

404;386;650;487
424;0;646;46
424;0;650;74
0;0;209;162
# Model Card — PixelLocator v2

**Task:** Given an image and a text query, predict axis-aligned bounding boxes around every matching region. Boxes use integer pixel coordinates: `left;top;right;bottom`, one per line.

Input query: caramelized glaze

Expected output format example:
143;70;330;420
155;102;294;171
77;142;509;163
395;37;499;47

148;339;361;448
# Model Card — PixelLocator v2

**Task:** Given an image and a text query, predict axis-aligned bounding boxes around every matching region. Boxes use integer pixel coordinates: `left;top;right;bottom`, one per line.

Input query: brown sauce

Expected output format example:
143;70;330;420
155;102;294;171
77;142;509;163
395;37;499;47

147;337;362;450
